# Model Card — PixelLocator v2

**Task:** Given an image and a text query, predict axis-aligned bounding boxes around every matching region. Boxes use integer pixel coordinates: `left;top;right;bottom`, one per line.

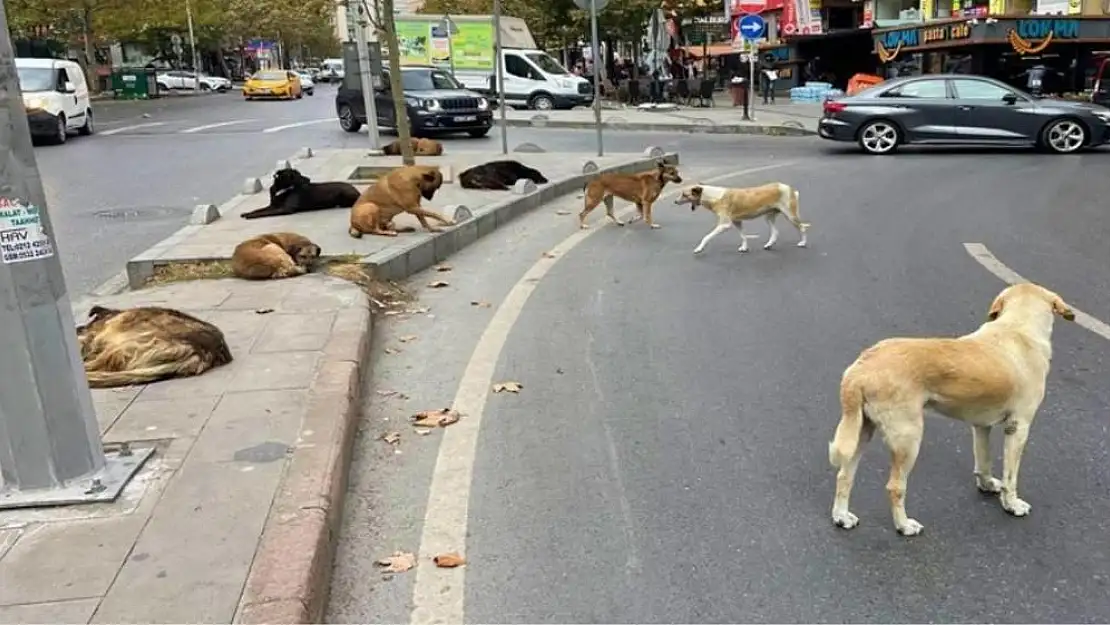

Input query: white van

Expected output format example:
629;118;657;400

16;58;93;145
495;48;592;111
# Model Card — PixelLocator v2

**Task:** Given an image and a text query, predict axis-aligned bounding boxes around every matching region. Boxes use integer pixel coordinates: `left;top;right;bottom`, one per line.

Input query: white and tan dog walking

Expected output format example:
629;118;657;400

676;182;809;255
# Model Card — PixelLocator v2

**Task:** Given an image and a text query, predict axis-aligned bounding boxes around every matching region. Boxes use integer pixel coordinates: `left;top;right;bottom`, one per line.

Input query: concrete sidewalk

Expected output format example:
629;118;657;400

498;100;822;135
0;145;677;624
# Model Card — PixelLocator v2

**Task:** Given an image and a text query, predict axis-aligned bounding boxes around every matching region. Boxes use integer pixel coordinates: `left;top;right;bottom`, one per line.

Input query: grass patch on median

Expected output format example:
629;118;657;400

146;260;235;286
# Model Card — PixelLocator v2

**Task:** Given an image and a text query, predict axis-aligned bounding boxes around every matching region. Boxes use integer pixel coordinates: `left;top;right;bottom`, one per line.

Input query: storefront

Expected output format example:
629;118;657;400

872;16;1110;93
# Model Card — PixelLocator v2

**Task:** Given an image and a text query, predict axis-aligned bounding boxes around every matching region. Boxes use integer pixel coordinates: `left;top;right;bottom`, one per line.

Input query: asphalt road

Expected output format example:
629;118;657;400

327;139;1110;623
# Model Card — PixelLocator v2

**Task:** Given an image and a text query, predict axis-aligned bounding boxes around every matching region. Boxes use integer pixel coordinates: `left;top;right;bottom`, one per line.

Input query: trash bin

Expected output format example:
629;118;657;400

111;67;156;100
729;78;748;107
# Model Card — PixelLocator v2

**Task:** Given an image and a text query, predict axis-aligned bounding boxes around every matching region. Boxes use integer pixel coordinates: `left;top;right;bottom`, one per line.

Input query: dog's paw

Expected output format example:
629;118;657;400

976;475;1003;494
831;510;859;530
896;518;925;536
1003;497;1032;517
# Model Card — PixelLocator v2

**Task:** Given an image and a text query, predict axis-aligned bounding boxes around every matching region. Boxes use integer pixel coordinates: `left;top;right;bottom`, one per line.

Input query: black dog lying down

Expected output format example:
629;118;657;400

458;160;549;191
241;167;361;219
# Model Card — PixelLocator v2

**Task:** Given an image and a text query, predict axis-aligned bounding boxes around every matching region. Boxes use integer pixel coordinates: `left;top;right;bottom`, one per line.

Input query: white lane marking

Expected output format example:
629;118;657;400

964;242;1110;341
261;118;332;133
99;122;167;136
179;119;257;133
409;160;799;625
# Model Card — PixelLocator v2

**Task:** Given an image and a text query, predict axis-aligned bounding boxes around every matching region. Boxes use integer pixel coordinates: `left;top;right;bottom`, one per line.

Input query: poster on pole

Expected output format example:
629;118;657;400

0;198;55;264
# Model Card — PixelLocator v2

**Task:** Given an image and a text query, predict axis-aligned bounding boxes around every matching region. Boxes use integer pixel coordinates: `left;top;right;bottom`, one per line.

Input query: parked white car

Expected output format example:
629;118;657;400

16;57;93;145
156;70;232;92
296;71;315;96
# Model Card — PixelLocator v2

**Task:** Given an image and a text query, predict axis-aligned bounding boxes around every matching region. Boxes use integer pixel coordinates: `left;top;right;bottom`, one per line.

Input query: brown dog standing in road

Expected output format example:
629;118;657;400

231;232;321;280
382;137;445;156
578;160;683;230
829;282;1075;537
349;165;453;237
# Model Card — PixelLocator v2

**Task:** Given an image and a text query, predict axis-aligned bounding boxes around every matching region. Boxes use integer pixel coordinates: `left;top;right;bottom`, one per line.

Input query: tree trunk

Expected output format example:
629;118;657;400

379;0;415;165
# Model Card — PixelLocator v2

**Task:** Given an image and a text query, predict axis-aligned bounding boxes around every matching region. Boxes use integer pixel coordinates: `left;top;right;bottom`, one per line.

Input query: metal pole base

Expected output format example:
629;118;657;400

0;445;154;511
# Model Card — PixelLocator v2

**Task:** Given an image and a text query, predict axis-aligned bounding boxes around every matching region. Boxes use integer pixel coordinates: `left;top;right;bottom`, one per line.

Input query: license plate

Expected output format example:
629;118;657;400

454;115;477;122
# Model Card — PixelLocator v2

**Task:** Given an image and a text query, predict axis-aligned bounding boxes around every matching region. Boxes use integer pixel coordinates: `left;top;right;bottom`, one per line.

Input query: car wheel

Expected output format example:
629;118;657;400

51;114;67;145
339;104;363;133
529;93;555;110
467;128;491;138
78;109;94;136
1042;118;1087;154
857;120;900;155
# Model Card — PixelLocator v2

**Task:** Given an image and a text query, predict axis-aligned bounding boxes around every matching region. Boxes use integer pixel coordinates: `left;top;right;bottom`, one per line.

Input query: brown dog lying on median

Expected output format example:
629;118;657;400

77;305;233;388
382;137;444;156
349;165;454;238
231;232;321;280
578;160;683;230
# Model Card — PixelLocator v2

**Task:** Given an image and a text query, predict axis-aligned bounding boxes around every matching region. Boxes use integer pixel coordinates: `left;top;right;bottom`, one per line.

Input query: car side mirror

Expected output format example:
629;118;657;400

1002;93;1018;105
62;81;76;93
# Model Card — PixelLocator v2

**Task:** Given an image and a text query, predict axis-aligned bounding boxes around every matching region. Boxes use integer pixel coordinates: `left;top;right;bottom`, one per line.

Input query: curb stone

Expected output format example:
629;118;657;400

496;117;816;136
234;297;373;624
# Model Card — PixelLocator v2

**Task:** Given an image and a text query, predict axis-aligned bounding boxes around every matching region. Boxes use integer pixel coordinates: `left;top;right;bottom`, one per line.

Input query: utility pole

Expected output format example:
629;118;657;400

355;0;382;154
0;0;152;510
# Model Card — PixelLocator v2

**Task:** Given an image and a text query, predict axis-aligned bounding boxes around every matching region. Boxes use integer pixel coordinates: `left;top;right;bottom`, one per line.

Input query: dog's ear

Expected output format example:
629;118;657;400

1051;295;1075;321
987;294;1005;321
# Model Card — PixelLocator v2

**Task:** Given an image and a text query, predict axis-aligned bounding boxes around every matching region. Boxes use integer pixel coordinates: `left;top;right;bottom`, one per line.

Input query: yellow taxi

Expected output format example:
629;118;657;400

243;69;303;100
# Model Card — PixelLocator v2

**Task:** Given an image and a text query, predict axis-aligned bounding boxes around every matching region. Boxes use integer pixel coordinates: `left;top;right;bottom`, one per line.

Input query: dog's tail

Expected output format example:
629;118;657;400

791;189;811;232
829;376;865;468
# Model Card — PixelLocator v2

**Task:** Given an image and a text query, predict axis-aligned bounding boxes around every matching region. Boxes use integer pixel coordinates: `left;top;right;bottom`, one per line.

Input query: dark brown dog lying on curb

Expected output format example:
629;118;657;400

459;159;549;190
77;305;233;388
231;232;321;280
241;167;360;219
349;165;453;238
578;160;683;230
382;137;444;156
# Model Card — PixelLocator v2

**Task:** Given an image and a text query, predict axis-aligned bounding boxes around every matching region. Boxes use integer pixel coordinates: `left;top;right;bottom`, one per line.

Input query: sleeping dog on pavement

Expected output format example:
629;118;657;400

241;167;361;219
459;160;549;191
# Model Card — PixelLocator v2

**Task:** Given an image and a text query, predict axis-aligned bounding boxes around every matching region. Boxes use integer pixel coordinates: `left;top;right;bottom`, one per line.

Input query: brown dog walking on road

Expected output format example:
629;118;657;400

231;232;321;280
828;283;1075;537
349;165;453;237
578;160;682;230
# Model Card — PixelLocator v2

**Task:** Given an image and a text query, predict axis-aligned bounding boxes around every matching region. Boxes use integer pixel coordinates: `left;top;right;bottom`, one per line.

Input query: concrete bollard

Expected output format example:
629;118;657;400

513;142;546;153
189;203;221;225
529;114;549;128
297;147;314;158
242;178;264;194
643;146;665;159
582;160;599;174
512;179;537;195
275;159;292;171
449;205;473;223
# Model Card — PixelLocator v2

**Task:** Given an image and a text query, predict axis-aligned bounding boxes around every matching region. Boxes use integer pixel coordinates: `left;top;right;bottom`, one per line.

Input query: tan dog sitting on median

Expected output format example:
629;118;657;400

382;137;444;156
578;160;683;230
349;165;453;238
828;282;1075;537
231;232;321;279
675;182;808;255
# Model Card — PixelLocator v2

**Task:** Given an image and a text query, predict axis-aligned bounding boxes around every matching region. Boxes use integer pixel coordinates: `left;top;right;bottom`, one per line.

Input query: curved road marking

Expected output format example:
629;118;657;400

179;119;257;133
409;161;800;625
964;242;1110;341
261;118;332;133
99;122;166;136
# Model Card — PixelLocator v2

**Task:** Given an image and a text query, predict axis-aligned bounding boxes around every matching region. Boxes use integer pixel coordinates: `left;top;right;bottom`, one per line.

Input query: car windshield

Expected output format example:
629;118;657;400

526;53;569;75
401;70;462;90
253;71;287;80
17;67;55;92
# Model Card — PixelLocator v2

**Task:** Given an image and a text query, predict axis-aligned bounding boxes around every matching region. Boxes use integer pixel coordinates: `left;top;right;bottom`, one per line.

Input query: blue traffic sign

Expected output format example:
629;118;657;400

737;14;766;41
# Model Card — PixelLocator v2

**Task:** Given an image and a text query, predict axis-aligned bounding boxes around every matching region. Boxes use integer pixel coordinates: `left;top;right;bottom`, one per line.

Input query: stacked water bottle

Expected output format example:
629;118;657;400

788;82;845;102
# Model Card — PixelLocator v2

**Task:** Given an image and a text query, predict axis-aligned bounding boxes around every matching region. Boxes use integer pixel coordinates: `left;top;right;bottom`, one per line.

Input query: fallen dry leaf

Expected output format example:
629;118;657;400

434;552;466;568
542;252;557;259
471;300;492;308
399;335;418;343
493;381;523;393
384;347;401;354
435;264;453;272
411;408;462;428
254;308;274;315
376;551;416;573
380;431;401;445
427;281;450;288
555;210;571;215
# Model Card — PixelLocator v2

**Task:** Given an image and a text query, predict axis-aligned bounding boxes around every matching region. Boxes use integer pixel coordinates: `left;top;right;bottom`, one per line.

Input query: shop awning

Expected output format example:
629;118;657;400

681;43;741;58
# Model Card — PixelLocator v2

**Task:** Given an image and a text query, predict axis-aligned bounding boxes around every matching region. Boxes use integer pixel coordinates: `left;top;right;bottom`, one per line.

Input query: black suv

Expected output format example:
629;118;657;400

336;64;493;138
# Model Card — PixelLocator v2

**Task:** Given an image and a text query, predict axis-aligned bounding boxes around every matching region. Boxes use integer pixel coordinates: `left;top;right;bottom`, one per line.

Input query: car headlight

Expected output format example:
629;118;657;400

424;98;442;111
477;97;489;110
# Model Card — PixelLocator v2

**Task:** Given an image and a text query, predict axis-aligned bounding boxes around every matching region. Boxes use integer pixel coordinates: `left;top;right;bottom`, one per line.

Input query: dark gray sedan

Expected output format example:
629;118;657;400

817;74;1110;155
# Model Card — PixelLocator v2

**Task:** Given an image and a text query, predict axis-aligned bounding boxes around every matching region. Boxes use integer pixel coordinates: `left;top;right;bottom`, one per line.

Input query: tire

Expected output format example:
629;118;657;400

857;119;900;155
467;128;491;138
1041;118;1087;154
529;93;555;111
77;109;94;136
50;114;67;145
338;104;363;132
